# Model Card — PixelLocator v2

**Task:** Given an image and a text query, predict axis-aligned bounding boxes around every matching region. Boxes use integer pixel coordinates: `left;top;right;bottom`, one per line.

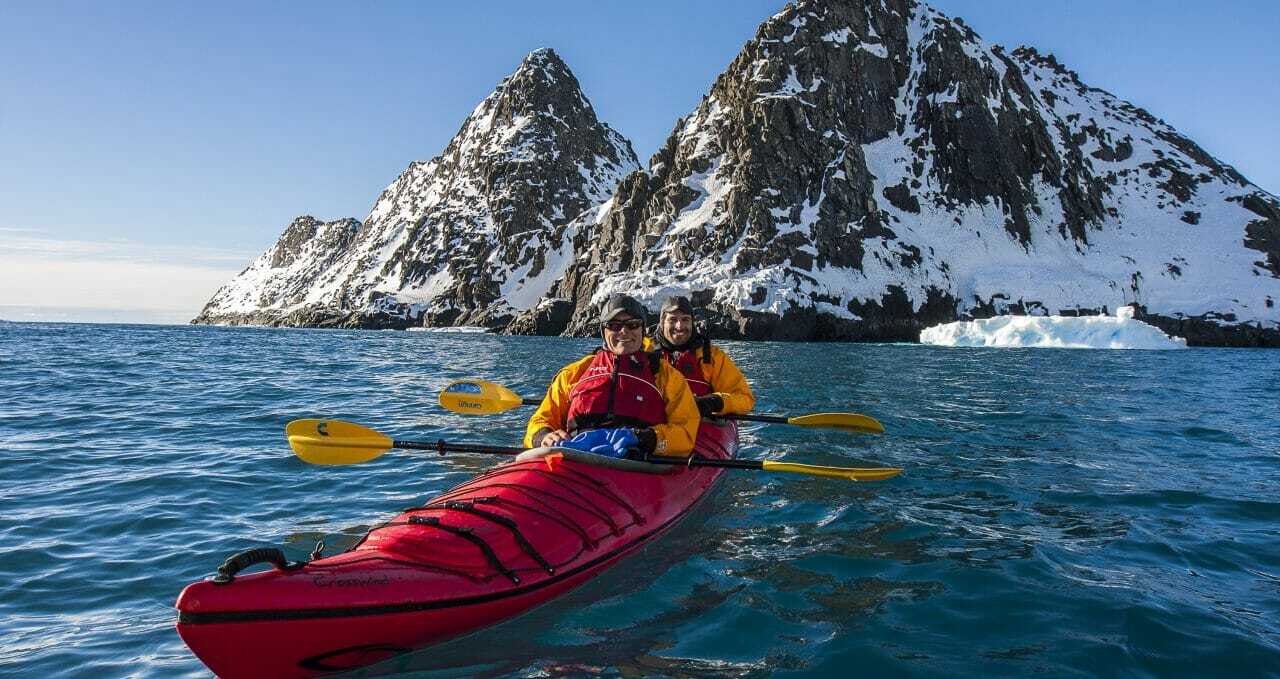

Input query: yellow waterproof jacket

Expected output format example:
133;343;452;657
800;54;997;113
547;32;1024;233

523;352;700;456
644;338;756;415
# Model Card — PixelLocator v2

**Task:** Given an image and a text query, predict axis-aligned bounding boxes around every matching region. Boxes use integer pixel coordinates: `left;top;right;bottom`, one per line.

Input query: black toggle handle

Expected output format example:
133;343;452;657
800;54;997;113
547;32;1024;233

212;547;300;585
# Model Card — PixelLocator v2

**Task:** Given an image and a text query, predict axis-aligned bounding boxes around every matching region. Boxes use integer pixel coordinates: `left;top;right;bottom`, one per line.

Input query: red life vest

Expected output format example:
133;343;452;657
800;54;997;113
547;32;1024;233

566;350;667;432
663;348;713;397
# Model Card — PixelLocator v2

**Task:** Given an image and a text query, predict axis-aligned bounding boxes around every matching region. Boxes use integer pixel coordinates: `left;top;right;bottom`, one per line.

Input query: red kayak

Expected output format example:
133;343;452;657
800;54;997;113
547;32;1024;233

175;421;737;677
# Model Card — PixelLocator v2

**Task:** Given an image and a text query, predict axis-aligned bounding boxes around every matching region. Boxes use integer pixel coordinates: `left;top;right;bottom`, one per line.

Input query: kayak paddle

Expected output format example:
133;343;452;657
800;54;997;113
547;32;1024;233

437;379;539;415
285;419;902;481
713;412;884;434
439;379;885;434
285;418;521;465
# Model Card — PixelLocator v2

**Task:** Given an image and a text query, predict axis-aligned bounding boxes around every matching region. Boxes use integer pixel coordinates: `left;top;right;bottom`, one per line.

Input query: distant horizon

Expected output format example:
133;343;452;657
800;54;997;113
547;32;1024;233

3;0;1276;324
0;305;194;325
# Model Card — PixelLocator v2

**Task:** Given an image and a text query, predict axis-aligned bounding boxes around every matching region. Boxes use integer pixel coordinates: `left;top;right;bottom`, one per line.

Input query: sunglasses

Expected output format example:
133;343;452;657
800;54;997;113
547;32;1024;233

603;319;645;332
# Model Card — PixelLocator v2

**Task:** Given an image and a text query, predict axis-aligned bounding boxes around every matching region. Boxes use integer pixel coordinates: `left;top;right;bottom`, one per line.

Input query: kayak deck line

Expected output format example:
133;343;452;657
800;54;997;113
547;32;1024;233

434;459;646;525
442;494;598;548
405;515;522;584
438;500;557;575
426;479;628;537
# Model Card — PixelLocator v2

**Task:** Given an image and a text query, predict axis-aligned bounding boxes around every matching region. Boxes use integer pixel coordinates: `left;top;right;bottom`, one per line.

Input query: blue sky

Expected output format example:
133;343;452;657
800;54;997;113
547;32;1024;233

2;0;1277;322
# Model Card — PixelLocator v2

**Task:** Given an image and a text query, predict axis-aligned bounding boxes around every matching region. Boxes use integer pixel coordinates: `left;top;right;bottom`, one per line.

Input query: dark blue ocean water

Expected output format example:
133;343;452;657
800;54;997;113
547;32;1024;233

1;322;1277;677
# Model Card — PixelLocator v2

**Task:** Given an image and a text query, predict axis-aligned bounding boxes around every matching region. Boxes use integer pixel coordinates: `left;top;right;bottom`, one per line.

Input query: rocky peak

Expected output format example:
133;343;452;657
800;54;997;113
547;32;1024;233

194;215;361;324
530;0;1280;345
269;216;360;268
499;48;589;116
195;50;639;329
428;47;626;183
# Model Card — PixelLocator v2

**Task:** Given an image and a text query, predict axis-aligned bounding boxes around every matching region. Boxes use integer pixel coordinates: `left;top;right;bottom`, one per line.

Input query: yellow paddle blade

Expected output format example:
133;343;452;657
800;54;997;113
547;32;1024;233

285;419;393;465
787;413;885;434
761;460;902;481
439;379;525;415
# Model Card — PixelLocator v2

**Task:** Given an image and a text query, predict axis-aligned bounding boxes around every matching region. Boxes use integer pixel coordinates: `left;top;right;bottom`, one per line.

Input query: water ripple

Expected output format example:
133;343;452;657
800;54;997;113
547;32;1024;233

0;324;1277;676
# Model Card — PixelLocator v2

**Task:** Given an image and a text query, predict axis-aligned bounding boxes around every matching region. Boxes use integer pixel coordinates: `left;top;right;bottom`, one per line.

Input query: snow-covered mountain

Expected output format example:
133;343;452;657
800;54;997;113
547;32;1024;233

197;1;1280;346
519;0;1279;346
193;48;639;328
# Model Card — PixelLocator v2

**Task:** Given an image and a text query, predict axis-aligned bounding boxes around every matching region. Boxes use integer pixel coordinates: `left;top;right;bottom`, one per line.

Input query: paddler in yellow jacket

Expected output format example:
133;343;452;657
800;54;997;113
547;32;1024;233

646;295;755;418
525;294;700;458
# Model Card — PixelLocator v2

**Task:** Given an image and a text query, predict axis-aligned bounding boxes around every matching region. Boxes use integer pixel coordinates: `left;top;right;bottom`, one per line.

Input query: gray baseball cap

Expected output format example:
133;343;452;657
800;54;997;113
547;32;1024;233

598;294;648;324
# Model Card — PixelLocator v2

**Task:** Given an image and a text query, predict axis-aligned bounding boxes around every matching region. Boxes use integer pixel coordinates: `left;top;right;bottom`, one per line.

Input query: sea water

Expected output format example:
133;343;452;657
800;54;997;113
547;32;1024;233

0;322;1276;677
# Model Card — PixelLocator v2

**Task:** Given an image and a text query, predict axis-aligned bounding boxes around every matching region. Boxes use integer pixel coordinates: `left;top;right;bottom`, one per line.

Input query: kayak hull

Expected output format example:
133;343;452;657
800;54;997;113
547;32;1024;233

175;421;737;678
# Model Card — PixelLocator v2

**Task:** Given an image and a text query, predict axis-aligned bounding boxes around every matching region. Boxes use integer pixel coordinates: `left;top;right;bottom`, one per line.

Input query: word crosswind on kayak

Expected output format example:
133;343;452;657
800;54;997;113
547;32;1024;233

285;418;902;482
438;378;887;434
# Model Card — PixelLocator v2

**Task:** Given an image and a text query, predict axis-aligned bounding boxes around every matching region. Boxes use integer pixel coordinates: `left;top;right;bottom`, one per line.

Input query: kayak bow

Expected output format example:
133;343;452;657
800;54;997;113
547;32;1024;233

175;421;739;677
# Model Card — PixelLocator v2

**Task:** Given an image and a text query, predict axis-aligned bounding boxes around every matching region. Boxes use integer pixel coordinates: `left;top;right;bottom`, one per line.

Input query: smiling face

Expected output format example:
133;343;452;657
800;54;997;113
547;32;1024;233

661;310;694;346
601;312;645;355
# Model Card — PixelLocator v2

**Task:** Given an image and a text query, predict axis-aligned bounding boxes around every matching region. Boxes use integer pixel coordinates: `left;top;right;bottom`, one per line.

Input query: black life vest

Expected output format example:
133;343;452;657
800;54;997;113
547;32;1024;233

565;349;666;432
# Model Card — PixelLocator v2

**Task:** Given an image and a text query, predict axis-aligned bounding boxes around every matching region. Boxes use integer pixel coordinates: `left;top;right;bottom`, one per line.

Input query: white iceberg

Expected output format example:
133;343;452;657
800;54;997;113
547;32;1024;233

919;306;1187;350
406;326;491;333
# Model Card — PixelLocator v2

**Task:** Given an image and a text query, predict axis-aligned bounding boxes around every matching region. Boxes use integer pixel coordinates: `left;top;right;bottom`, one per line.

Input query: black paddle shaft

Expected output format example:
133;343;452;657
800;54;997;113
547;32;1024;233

512;391;786;426
719;413;788;425
640;454;765;471
390;438;758;470
392;439;522;457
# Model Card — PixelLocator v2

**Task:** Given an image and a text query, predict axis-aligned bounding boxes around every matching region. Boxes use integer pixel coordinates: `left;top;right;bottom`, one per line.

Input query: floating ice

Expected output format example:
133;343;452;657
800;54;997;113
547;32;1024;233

406;326;490;333
920;306;1187;350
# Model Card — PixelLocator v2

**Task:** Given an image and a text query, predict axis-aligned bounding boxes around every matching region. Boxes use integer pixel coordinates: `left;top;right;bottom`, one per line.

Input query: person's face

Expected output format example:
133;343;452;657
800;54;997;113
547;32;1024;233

602;312;644;355
661;310;694;346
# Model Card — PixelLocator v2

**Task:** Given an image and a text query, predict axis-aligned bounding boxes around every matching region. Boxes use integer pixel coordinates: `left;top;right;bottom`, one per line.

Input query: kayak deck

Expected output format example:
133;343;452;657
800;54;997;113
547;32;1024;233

175;421;737;678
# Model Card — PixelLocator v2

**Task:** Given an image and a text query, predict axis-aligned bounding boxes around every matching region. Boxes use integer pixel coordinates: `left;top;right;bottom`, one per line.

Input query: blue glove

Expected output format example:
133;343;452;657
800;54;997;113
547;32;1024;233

558;428;637;458
596;428;638;458
556;429;611;455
